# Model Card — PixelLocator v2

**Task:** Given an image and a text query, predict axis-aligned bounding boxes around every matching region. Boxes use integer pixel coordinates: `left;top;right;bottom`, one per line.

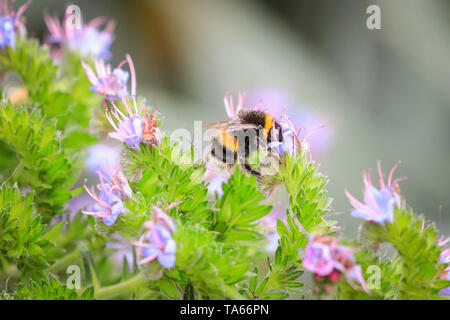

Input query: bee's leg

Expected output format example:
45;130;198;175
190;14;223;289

243;162;261;176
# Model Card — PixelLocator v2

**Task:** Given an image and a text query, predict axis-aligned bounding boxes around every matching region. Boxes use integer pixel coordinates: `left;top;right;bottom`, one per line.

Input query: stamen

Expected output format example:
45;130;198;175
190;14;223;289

388;160;401;186
377;161;386;190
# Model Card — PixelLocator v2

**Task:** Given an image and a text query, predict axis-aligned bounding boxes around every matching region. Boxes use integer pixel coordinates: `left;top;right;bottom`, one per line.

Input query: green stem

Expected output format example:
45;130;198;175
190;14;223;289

47;248;82;274
95;273;147;299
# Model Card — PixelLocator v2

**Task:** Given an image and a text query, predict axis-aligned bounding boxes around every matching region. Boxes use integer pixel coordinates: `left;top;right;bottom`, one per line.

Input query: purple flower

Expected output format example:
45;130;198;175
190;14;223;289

82;54;136;101
303;237;335;276
141;225;177;269
83;163;131;225
134;205;177;269
440;249;450;265
268;112;300;157
303;235;370;294
438;248;450;296
44;10;115;59
106;98;162;149
345;162;406;225
0;0;29;49
83;184;125;225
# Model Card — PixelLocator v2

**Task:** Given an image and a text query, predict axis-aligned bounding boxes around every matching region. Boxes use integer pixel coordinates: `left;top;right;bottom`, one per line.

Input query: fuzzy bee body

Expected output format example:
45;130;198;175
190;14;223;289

205;110;283;180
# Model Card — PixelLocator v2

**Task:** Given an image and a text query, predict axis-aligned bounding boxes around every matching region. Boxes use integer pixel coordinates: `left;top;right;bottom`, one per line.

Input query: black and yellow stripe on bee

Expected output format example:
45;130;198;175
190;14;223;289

218;132;238;151
263;113;273;138
238;110;280;143
211;132;238;164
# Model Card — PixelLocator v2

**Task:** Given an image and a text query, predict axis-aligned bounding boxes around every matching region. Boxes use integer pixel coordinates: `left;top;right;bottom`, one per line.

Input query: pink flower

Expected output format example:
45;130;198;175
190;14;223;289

303;239;335;276
345;161;407;224
82;54;136;101
303;234;370;294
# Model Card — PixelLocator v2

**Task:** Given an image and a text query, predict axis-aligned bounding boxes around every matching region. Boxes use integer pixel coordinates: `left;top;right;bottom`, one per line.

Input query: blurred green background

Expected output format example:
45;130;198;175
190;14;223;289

23;0;450;237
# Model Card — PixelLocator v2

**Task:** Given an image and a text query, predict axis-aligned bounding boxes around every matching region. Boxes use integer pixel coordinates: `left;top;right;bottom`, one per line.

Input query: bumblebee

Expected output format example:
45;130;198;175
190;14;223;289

204;109;283;180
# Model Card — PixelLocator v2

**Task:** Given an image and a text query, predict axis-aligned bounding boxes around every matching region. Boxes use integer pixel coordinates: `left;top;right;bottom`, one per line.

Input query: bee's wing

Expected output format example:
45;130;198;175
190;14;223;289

204;120;260;132
203;120;231;130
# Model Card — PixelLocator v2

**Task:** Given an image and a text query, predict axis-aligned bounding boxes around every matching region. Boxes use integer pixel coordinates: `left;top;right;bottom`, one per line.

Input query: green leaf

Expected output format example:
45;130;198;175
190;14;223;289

159;278;181;299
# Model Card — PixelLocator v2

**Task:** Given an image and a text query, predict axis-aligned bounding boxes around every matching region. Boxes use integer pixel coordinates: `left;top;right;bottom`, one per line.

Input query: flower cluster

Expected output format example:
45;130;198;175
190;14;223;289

82;54;136;102
83;162;132;225
302;234;370;294
106;98;162;149
134;205;177;269
44;10;115;59
345;161;406;225
0;0;29;49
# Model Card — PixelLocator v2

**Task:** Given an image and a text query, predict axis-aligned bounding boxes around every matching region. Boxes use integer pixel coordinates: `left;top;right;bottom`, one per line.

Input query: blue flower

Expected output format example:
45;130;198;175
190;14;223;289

141;225;177;269
0;17;15;48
